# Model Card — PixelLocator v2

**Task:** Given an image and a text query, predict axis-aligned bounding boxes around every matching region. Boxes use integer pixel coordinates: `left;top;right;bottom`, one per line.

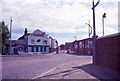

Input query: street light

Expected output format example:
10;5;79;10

92;0;100;64
102;13;106;36
85;22;92;55
85;23;92;38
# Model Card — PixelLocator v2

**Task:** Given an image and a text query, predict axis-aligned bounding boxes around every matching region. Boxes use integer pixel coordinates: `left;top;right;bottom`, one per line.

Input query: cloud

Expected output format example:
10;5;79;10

2;0;118;45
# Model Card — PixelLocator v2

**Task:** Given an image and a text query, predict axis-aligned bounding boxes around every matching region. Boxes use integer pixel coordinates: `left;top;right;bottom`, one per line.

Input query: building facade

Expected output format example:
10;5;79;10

49;36;58;52
17;29;50;54
3;40;18;55
60;38;93;55
72;38;93;55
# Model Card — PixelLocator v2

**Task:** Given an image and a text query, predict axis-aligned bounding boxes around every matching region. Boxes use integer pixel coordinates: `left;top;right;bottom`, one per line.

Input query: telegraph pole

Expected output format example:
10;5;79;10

92;0;100;64
10;17;12;55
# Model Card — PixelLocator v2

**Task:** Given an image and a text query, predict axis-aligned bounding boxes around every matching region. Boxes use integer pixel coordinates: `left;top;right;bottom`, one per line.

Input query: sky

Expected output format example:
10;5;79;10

1;0;119;45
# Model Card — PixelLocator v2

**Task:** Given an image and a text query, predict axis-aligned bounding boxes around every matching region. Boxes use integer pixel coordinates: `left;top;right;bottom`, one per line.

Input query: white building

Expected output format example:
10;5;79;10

18;29;50;54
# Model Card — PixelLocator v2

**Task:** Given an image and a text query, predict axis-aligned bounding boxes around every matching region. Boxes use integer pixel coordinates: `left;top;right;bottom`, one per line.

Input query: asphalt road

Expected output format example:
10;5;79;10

2;52;92;79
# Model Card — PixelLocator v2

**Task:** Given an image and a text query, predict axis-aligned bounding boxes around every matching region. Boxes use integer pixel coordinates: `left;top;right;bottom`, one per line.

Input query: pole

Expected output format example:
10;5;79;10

74;36;77;41
88;20;90;39
88;20;91;55
102;13;106;36
92;0;96;64
102;17;104;36
10;17;12;55
85;22;92;55
92;0;100;64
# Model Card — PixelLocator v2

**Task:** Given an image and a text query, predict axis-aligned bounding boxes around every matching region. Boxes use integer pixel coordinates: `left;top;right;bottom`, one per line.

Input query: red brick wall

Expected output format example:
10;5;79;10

96;33;120;71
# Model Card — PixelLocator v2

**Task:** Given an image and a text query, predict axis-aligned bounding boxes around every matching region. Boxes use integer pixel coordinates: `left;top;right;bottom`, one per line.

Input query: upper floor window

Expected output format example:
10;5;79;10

37;39;41;42
79;42;82;48
31;39;34;44
75;44;78;49
43;40;47;45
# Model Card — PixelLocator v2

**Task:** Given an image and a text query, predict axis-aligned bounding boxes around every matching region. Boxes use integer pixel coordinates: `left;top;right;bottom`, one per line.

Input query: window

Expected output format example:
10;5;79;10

90;41;92;48
79;42;82;48
44;46;46;52
31;39;34;44
31;47;34;52
43;40;47;45
82;43;84;48
75;44;78;49
37;39;41;42
40;47;42;52
36;47;38;52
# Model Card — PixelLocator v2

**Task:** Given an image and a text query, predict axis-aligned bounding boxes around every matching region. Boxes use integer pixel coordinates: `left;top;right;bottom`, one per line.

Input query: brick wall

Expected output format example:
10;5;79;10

96;33;120;71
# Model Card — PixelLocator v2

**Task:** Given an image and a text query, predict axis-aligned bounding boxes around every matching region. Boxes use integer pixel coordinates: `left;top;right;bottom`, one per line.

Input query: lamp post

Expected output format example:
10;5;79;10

85;22;92;55
92;0;100;64
10;17;12;55
74;36;77;41
85;22;92;39
102;13;106;36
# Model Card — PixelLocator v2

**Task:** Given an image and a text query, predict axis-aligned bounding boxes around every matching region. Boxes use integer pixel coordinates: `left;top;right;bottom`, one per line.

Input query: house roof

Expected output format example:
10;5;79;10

18;33;30;40
33;29;44;34
18;29;47;40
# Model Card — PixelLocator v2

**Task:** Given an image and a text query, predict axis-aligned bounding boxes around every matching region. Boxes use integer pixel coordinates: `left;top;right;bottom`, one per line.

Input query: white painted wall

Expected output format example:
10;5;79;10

28;35;50;46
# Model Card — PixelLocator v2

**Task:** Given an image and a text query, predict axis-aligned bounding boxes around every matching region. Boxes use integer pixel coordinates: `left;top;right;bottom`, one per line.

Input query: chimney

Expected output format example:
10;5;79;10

24;28;27;35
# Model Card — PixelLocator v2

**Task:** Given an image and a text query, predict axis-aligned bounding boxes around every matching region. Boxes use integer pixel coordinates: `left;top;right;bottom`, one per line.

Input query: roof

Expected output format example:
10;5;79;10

72;37;93;43
18;29;47;40
18;33;30;40
33;29;44;34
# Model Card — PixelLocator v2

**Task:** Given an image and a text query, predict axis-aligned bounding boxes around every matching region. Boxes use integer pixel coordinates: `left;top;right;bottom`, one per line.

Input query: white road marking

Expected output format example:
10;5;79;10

32;67;58;79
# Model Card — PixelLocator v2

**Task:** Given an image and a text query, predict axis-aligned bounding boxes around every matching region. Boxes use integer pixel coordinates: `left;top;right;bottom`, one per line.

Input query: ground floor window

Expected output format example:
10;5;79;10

40;47;42;52
28;45;49;53
36;47;38;52
44;46;46;52
31;47;34;52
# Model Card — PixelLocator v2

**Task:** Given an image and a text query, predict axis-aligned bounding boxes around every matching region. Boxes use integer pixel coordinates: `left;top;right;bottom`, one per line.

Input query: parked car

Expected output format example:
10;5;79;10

67;49;71;54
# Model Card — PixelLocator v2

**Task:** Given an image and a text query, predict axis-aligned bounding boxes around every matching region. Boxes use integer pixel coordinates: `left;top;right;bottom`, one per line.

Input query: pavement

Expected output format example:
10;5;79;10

34;60;120;80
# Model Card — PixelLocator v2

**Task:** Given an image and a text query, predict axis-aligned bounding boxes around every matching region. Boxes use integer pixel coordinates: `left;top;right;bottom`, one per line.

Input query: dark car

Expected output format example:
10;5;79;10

67;50;71;54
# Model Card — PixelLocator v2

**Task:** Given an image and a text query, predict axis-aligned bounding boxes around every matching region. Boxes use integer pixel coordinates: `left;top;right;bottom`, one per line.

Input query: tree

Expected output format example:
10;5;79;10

0;21;10;54
0;22;2;54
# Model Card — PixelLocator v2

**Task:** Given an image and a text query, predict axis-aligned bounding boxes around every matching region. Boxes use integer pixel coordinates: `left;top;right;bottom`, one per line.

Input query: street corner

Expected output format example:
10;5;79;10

35;60;120;80
36;61;97;79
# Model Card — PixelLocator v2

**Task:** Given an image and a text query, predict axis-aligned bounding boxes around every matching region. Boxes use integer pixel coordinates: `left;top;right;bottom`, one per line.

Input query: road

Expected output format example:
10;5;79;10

2;52;92;79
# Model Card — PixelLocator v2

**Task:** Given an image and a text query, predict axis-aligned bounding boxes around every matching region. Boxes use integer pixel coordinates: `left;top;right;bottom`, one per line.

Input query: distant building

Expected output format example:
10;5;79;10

73;38;93;55
61;38;93;55
59;44;65;50
64;42;73;50
4;40;18;55
49;36;58;52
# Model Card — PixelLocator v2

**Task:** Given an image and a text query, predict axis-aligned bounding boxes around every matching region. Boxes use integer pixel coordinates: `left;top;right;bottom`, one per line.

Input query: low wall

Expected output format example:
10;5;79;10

96;33;120;71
